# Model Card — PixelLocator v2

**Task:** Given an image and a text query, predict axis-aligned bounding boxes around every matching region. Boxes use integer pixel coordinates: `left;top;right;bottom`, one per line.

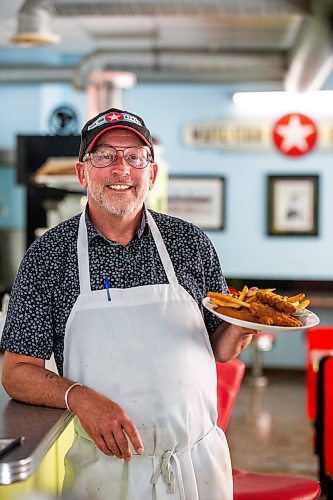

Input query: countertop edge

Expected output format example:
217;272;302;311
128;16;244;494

0;410;73;485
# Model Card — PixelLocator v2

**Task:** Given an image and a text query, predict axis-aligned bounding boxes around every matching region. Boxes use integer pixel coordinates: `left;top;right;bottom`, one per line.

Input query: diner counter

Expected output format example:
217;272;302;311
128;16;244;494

0;354;73;485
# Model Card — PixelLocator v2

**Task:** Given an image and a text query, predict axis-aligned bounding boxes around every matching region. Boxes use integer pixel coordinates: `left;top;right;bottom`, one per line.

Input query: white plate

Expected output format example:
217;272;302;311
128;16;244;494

202;297;320;333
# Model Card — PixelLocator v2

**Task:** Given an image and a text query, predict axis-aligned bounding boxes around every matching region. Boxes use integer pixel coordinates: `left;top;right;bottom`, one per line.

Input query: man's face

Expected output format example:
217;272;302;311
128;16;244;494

76;129;157;217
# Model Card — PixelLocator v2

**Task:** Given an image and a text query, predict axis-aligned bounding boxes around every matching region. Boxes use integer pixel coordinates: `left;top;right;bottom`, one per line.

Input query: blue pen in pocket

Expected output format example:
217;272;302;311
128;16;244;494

104;278;111;302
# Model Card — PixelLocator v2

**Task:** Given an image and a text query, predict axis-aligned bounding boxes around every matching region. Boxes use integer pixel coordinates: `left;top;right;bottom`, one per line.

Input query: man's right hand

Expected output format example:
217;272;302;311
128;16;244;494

2;352;143;462
68;385;144;461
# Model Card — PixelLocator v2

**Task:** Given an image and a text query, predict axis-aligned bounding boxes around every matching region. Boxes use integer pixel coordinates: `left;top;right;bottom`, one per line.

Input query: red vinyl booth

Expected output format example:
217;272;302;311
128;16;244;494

316;355;333;497
306;326;333;423
216;358;321;500
323;357;333;484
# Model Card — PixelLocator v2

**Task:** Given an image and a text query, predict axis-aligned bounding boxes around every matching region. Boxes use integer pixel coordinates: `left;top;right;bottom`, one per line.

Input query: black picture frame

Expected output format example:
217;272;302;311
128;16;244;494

167;175;225;230
267;175;319;236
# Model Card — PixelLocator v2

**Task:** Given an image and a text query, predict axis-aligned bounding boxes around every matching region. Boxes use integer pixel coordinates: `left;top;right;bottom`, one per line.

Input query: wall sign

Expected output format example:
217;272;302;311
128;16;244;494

272;113;318;157
183;120;271;150
183;114;333;155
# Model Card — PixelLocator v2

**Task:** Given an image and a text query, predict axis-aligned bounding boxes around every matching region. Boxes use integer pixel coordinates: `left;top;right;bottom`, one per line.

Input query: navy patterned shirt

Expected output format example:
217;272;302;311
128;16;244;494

1;207;228;376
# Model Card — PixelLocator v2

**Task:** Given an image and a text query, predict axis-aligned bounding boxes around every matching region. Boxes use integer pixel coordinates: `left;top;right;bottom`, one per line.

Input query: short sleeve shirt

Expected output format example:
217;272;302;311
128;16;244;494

1;208;228;375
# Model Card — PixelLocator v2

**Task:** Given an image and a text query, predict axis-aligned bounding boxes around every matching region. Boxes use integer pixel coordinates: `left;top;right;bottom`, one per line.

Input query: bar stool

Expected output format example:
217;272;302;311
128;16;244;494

216;358;321;500
233;468;321;499
249;332;276;387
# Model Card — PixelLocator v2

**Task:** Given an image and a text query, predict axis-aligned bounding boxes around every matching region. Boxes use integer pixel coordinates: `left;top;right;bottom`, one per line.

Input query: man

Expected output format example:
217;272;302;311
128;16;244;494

1;108;257;499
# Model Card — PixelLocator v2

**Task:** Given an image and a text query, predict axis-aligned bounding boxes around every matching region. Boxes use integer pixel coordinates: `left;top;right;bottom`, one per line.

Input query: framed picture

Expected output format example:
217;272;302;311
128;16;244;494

267;175;319;236
167;175;225;230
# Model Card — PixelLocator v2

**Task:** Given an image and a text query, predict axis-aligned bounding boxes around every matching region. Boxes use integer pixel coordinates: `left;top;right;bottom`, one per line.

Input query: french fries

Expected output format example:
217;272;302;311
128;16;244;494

296;299;310;310
207;286;311;327
287;293;305;303
210;298;242;309
208;290;250;309
238;285;248;302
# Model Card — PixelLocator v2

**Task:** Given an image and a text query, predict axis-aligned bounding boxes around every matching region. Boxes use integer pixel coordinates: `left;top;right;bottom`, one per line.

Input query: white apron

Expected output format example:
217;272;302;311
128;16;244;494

62;210;232;500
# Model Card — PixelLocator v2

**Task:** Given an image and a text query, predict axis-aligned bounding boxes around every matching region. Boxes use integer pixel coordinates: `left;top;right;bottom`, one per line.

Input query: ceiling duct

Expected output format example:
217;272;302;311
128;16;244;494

72;49;284;89
87;71;137;116
10;0;60;47
3;0;311;86
54;0;309;17
284;0;333;92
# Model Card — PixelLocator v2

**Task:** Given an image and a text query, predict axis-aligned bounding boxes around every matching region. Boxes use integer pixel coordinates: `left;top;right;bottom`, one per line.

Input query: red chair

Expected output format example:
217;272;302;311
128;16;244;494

216;358;245;430
216;358;321;500
306;326;333;423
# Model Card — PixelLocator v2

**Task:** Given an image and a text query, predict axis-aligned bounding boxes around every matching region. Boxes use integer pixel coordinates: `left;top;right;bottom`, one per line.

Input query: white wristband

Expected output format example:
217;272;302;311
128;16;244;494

65;382;83;411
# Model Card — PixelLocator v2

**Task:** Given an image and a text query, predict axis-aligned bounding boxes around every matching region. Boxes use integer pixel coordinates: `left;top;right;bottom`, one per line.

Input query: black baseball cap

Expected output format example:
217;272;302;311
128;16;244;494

79;108;154;161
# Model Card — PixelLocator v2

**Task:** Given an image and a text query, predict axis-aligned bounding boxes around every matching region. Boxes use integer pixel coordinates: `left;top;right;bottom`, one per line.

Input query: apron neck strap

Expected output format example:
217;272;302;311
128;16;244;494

77;208;179;292
146;211;178;285
77;210;91;292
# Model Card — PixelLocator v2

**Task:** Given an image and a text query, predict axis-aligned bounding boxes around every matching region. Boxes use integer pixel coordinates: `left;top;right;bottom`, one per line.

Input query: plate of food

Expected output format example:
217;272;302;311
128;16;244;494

203;286;320;333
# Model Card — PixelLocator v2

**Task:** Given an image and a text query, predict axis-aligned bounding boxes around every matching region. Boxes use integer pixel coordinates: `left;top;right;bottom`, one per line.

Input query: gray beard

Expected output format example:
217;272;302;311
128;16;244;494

85;168;151;216
87;187;142;216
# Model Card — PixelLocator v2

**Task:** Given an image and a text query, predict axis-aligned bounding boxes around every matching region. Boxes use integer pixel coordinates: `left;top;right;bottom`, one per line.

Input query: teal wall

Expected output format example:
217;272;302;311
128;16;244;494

0;167;26;229
0;80;332;367
131;83;333;281
1;81;331;279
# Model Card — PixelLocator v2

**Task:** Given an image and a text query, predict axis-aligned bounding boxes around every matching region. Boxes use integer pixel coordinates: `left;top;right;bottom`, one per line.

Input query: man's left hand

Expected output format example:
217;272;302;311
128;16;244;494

210;322;260;362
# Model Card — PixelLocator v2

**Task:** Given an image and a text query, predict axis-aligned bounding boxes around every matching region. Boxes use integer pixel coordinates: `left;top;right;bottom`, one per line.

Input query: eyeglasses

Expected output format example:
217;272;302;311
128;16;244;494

83;145;152;169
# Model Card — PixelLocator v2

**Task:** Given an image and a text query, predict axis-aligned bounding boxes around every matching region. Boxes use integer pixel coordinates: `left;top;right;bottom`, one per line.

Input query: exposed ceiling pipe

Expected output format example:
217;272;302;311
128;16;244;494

10;0;60;47
0;57;284;85
72;49;284;89
72;50;154;90
54;0;309;17
284;0;333;92
0;67;75;83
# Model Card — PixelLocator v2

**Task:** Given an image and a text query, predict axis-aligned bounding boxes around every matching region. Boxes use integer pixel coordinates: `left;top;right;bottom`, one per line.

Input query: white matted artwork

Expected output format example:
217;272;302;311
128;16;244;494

267;175;319;236
167;176;225;230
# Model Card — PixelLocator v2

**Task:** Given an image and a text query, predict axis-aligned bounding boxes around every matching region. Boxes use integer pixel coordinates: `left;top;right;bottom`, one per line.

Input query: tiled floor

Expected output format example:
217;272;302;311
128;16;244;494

226;368;319;479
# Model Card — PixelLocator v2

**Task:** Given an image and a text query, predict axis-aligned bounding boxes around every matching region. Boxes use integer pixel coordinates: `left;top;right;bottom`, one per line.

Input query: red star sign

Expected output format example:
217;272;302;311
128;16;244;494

272;113;318;157
106;112;124;122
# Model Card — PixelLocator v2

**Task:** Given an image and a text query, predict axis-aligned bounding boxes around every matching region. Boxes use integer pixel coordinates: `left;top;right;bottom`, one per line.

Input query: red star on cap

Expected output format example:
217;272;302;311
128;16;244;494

272;113;318;157
106;112;124;122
